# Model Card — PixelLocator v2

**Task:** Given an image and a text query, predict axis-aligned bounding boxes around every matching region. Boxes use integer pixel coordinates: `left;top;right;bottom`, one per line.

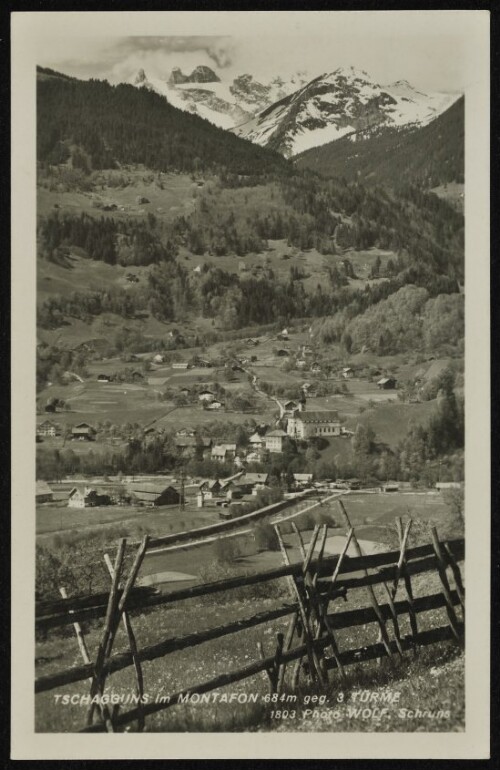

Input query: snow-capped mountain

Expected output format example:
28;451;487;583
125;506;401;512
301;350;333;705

128;66;310;131
230;67;461;157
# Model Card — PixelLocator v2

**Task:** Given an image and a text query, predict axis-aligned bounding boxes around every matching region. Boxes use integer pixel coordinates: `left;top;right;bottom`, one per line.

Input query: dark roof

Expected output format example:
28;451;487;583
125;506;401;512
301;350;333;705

130;484;179;502
297;411;339;423
36;481;53;496
266;429;287;438
176;437;211;448
72;423;96;434
234;473;269;486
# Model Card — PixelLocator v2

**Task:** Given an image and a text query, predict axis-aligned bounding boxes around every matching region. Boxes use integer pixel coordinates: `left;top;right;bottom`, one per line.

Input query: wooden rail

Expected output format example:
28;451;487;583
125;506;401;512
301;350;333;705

35;516;465;733
79;623;462;733
36;539;464;631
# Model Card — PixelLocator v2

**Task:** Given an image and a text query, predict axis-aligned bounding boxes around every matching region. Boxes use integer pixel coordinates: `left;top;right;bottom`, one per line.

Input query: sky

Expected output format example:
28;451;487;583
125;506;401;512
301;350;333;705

36;13;470;94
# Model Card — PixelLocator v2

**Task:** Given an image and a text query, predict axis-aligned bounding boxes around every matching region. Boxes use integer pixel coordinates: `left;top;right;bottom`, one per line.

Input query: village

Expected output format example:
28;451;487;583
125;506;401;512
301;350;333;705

35;325;463;528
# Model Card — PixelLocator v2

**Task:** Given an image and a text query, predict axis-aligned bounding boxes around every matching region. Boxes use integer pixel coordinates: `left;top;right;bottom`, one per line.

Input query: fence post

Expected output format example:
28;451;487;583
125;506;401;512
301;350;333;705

86;538;127;730
337;500;397;661
442;541;465;616
274;524;326;688
430;527;463;645
86;536;149;729
104;552;146;732
395;518;419;653
257;632;284;694
59;586;92;668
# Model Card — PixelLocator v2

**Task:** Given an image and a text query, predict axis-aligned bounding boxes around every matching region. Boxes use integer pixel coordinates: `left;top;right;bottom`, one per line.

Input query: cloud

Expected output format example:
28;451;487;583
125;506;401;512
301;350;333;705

114;36;234;68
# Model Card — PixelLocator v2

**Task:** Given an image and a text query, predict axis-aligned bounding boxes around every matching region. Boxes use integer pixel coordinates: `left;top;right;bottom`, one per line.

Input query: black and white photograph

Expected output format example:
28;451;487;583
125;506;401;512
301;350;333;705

11;9;490;761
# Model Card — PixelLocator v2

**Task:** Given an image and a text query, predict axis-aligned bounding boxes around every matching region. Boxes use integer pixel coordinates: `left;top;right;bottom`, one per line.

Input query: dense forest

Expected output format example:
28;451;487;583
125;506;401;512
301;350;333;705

36;68;288;177
295;97;464;188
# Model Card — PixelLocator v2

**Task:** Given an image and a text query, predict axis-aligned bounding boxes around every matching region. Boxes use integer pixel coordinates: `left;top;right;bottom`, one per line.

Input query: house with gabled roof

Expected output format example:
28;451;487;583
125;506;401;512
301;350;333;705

71;423;96;441
37;420;58;438
211;444;237;462
377;376;397;390
264;429;288;453
198;389;215;402
68;486;110;508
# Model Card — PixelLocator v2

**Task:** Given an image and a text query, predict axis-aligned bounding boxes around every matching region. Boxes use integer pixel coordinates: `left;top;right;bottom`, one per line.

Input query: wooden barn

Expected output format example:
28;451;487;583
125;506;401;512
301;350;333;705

130;483;181;507
36;480;53;503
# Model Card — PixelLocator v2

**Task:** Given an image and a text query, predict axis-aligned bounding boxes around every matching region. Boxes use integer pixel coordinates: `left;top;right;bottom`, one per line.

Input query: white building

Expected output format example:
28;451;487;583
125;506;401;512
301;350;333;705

211;444;237;461
264;429;288;453
287;410;342;439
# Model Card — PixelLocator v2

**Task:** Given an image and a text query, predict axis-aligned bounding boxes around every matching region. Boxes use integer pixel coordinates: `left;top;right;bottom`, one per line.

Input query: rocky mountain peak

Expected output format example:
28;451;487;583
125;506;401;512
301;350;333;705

189;65;220;83
134;68;147;85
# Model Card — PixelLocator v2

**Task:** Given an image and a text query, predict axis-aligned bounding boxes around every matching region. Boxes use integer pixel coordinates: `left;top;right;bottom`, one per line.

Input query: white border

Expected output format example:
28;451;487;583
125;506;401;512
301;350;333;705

11;10;490;760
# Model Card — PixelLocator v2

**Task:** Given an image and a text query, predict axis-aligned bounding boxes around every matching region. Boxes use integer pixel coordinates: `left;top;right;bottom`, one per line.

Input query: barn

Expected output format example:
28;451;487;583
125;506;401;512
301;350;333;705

130;483;181;507
377;377;397;390
36;480;53;503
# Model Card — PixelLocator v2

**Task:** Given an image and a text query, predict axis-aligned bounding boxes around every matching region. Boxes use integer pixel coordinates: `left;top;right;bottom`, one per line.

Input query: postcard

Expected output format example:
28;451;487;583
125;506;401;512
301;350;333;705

11;9;490;760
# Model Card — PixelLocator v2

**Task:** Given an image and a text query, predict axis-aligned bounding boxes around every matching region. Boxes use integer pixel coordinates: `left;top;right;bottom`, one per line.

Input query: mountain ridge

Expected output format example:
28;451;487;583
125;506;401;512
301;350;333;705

231;66;461;157
294;96;464;190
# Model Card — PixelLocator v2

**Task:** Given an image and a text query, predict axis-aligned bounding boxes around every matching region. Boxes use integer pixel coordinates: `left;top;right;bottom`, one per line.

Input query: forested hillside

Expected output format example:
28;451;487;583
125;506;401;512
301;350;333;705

37;68;288;177
294;97;464;188
36;69;464;345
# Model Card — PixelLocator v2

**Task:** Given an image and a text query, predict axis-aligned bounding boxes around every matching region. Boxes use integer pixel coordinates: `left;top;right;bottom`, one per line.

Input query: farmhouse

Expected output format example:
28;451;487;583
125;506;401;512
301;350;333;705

172;362;190;370
153;354;164;364
197;478;235;505
264;429;288;453
130;483;181;507
233;473;270;495
249;431;266;448
377;377;397;390
175;436;212;458
97;374;112;382
311;362;321;374
68;486;110;508
71;423;96;441
179;387;191;397
176;428;196;437
342;367;354;379
293;473;314;488
37;420;58;438
287;410;342;439
36;480;53;503
198;389;215;402
211;444;237;461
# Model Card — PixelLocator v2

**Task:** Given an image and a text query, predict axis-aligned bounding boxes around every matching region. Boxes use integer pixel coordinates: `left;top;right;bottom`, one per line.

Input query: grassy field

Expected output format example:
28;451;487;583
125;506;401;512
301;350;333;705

37;169;197;223
34;562;464;733
344;400;438;446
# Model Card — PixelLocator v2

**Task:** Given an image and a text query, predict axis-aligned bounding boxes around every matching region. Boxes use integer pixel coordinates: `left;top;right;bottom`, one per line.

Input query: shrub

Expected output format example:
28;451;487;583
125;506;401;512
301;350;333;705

295;512;315;531
253;522;280;552
212;537;240;564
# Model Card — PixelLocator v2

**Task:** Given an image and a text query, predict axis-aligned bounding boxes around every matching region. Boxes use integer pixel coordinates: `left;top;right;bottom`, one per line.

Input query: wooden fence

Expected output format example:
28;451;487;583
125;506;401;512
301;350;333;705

35;502;464;733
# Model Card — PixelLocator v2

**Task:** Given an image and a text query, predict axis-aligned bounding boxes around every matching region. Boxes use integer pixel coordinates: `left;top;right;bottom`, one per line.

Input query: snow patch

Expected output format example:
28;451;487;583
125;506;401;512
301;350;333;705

291;123;353;155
